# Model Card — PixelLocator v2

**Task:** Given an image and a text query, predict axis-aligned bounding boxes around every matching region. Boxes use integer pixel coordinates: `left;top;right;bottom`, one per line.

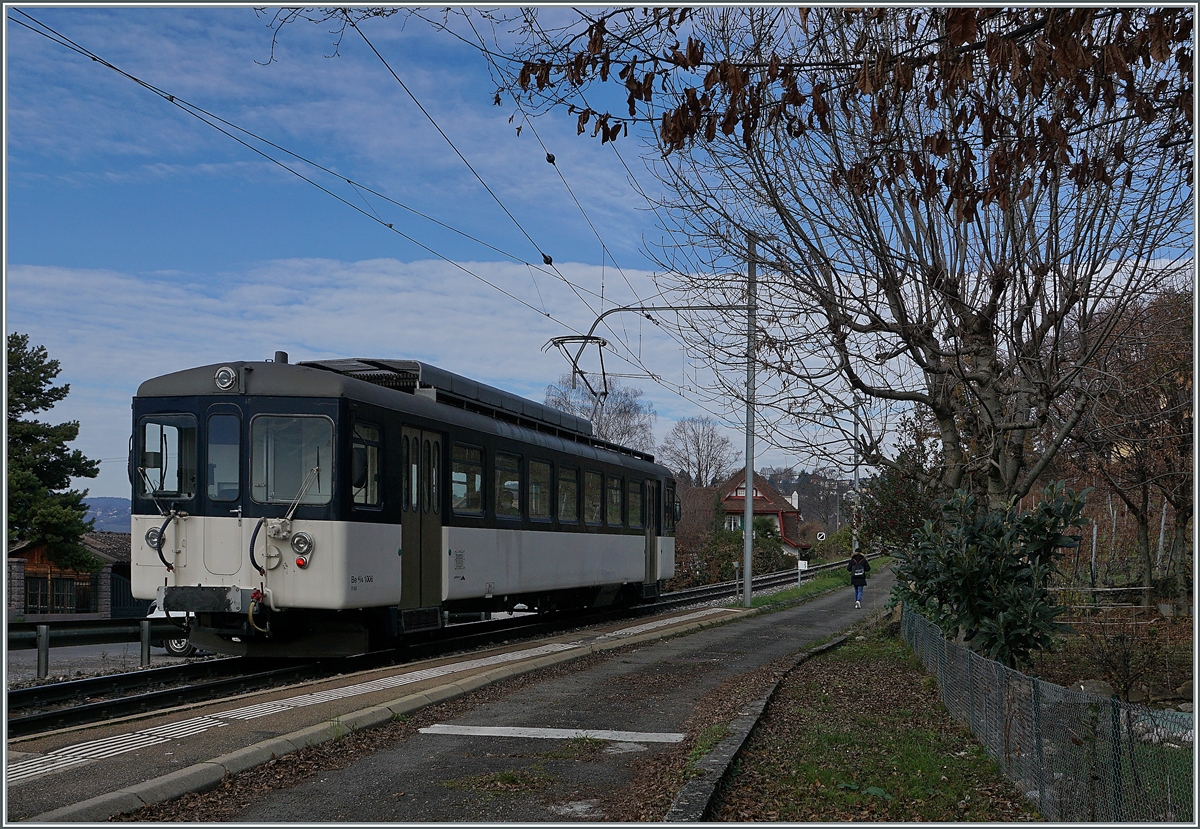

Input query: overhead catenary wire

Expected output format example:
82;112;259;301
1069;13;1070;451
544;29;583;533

452;11;708;390
346;17;556;268
12;10;741;427
342;14;683;380
9;13;608;319
7;11;613;308
351;11;718;408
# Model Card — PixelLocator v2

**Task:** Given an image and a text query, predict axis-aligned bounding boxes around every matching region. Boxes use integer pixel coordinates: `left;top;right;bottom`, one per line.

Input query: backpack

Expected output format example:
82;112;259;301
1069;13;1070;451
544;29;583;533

852;565;865;577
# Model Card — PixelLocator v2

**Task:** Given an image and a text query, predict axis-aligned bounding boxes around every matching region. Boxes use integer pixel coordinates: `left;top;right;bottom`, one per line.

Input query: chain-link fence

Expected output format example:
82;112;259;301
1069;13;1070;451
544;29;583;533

901;606;1193;822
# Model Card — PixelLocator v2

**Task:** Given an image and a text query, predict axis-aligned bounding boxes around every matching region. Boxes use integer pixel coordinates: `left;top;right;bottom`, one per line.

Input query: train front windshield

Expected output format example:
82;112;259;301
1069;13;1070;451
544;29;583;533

250;415;333;505
133;400;341;521
137;415;198;501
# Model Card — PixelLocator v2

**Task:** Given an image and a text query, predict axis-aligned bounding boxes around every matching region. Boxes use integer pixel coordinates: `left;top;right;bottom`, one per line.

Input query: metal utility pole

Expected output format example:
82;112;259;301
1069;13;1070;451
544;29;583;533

851;394;859;555
743;235;756;608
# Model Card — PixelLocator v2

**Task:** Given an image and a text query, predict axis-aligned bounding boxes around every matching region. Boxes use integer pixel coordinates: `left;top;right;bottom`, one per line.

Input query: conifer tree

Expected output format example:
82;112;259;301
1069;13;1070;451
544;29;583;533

7;333;101;572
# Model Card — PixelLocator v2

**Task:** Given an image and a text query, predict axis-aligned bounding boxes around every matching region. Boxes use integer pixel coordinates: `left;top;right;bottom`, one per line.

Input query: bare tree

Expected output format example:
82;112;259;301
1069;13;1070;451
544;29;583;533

656;416;741;486
479;7;1193;509
269;8;1192;508
544;374;656;453
1066;289;1193;607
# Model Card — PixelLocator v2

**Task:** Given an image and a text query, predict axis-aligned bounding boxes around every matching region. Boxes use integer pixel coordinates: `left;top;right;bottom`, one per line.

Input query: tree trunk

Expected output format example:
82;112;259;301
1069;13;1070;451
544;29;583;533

1173;511;1192;613
1136;484;1152;608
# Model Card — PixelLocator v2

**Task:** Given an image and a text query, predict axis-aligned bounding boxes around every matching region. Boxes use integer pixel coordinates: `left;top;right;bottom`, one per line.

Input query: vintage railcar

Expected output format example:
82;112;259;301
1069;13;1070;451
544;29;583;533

129;355;677;657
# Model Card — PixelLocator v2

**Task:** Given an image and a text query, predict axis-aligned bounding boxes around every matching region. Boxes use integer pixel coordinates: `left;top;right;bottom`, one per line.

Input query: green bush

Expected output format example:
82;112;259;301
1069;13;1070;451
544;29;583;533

811;525;854;560
891;482;1088;669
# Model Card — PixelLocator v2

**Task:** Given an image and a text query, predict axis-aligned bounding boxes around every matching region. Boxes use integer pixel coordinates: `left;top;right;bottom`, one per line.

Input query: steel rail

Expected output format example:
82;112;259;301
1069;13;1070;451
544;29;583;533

7;657;248;712
7;663;321;739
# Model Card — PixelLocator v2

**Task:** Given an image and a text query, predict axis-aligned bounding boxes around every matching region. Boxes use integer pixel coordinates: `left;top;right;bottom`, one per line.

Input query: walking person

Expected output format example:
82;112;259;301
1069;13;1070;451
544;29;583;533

847;550;870;608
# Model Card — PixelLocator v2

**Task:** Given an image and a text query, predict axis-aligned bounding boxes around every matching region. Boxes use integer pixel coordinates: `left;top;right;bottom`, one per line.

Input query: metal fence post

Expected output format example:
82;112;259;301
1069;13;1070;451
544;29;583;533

1110;695;1124;821
1031;677;1047;817
967;649;975;734
36;624;49;679
140;619;152;668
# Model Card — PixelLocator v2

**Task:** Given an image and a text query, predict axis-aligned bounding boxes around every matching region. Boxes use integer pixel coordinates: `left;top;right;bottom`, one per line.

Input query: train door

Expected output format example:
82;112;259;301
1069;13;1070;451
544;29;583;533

400;427;444;610
644;480;661;592
204;407;245;576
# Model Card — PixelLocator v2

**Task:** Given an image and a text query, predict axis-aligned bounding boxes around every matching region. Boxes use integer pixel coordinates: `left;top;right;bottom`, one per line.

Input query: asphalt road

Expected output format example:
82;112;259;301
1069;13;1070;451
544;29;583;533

229;572;896;822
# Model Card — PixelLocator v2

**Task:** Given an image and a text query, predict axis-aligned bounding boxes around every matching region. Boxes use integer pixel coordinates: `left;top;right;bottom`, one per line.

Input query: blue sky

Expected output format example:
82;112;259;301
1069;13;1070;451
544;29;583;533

6;6;808;498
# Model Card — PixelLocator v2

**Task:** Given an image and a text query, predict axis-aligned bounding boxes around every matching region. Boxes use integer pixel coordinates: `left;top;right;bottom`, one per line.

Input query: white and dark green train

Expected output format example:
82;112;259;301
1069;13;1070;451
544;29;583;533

129;355;678;658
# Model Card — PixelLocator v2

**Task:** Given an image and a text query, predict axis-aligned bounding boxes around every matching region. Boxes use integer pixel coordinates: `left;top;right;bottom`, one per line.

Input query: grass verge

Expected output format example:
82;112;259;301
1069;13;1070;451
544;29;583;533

732;557;893;611
712;624;1039;821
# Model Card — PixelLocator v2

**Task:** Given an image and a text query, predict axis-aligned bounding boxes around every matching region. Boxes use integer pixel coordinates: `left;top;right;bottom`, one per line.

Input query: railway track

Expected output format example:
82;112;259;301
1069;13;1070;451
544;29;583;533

7;560;860;738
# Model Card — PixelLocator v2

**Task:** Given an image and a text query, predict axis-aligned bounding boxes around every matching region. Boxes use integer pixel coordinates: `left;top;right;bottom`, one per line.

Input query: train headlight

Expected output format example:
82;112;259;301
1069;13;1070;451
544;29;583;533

290;532;314;556
214;365;237;391
145;526;163;549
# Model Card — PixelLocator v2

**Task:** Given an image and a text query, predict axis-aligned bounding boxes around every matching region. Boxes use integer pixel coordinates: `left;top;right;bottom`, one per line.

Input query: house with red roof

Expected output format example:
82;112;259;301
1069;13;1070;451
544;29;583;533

717;470;806;556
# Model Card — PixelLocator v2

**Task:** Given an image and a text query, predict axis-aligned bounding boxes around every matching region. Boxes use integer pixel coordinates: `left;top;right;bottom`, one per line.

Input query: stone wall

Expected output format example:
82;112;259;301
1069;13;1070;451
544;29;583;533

8;558;26;620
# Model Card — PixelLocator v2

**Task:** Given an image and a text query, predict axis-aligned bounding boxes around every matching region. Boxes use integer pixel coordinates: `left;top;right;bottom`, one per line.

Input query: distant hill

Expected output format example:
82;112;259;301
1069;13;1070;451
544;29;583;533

85;497;131;533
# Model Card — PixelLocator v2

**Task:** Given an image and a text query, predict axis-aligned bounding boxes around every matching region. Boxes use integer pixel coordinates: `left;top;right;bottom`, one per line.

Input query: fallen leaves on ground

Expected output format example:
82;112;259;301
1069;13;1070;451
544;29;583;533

711;625;1040;822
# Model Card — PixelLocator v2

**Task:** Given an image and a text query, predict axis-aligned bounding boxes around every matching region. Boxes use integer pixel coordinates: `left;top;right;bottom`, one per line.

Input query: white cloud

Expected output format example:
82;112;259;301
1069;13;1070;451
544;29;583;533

7;257;755;497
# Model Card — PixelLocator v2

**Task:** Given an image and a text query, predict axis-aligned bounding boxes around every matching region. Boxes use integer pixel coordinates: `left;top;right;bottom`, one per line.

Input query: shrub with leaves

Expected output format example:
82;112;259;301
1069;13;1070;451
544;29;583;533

892;482;1089;669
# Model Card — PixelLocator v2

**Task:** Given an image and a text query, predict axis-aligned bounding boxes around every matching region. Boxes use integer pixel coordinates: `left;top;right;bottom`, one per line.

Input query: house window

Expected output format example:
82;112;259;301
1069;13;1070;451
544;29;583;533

25;576;95;614
26;579;48;614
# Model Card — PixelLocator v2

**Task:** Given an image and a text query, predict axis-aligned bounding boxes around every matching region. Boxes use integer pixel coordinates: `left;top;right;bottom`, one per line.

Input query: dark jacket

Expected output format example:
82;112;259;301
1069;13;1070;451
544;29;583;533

847;553;870;586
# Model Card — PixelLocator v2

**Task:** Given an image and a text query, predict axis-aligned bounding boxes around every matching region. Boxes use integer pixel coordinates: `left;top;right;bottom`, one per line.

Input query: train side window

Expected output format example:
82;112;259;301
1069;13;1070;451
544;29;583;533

451;443;483;515
495;452;521;519
351;422;381;507
584;470;603;525
410;439;419;512
529;460;552;521
559;466;579;523
627;480;643;528
206;414;240;502
607;475;624;527
432;441;440;514
665;484;676;533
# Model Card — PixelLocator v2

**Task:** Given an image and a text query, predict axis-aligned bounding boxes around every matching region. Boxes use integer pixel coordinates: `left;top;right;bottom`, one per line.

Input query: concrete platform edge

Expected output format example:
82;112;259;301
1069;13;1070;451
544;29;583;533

22;609;727;823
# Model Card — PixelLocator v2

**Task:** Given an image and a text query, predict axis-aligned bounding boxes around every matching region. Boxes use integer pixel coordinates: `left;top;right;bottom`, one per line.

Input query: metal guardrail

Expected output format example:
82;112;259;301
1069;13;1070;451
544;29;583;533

7;618;186;650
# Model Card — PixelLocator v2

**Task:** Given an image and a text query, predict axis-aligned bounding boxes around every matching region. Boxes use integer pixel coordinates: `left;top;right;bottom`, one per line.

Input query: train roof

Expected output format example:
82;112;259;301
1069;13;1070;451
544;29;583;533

136;358;661;467
300;358;593;438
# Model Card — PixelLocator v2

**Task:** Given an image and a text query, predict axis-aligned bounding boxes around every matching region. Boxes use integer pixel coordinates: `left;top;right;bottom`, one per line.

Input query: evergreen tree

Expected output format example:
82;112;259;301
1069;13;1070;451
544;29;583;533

7;333;101;572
